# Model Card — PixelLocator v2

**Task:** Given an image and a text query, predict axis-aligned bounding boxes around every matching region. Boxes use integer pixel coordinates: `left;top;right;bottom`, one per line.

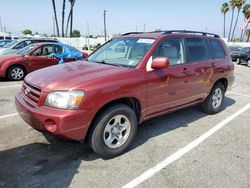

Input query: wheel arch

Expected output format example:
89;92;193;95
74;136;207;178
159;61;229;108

85;97;141;140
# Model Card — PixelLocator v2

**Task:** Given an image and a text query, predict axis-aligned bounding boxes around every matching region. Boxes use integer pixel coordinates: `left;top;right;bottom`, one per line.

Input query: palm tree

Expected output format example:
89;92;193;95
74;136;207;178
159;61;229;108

62;0;66;37
228;0;237;42
246;29;250;41
66;0;76;37
52;0;60;37
231;0;246;41
241;4;250;41
221;3;229;38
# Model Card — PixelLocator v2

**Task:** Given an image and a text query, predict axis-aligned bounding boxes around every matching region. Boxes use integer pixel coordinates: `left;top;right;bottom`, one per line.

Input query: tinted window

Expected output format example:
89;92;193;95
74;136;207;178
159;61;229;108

186;38;208;62
14;41;27;49
209;39;225;59
32;45;53;56
154;38;184;66
54;45;63;54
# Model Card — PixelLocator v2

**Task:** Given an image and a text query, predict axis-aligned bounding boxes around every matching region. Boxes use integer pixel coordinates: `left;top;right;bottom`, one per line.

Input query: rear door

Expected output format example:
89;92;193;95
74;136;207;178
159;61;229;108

184;37;215;98
147;37;199;115
28;44;59;72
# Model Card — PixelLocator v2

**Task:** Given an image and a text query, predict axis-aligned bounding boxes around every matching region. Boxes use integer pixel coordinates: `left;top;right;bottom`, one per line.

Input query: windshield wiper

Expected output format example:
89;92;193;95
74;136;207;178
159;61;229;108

94;60;122;67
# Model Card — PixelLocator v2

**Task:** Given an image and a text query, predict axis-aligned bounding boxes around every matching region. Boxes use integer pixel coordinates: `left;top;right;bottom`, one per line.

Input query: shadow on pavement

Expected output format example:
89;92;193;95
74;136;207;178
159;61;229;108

0;97;236;188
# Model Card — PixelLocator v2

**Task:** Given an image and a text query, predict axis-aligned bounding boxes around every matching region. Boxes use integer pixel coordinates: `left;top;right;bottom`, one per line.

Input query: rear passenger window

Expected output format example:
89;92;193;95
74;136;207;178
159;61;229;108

186;38;208;62
209;39;225;59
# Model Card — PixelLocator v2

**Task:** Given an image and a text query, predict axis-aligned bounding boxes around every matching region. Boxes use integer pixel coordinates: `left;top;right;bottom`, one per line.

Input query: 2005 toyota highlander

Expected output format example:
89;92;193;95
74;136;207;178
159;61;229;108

15;30;234;158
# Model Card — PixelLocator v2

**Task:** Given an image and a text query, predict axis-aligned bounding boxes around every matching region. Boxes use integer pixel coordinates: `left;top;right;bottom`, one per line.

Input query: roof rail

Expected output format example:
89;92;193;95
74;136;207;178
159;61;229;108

122;32;144;36
161;30;220;38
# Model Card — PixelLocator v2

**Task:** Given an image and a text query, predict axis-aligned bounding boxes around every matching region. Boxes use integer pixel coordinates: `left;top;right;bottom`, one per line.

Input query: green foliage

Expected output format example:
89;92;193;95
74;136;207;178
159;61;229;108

71;29;81;37
221;2;229;14
22;29;32;35
243;4;250;18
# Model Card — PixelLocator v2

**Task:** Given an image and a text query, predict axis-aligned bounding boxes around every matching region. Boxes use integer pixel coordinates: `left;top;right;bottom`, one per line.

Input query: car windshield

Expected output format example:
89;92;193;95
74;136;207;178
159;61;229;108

3;40;20;48
87;37;156;68
16;44;36;55
229;46;241;52
240;47;250;53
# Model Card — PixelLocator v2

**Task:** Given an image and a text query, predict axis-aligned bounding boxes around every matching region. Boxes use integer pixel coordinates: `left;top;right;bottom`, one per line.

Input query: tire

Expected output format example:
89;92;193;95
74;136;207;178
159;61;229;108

7;65;25;81
236;58;241;64
88;104;138;158
202;82;225;115
247;60;250;67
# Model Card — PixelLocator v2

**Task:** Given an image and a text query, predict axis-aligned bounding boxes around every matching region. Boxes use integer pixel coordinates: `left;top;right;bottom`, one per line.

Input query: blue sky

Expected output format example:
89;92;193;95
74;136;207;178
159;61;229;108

0;0;246;37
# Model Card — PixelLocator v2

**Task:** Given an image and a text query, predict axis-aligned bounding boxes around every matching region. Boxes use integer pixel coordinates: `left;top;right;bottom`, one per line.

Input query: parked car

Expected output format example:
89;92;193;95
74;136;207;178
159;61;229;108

0;38;59;56
0;43;83;80
15;30;234;158
235;47;250;66
228;45;242;61
0;39;12;47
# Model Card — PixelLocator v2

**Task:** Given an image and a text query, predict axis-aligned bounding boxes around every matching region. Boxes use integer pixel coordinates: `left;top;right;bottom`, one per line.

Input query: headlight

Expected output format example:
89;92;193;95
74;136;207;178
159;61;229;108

45;91;84;109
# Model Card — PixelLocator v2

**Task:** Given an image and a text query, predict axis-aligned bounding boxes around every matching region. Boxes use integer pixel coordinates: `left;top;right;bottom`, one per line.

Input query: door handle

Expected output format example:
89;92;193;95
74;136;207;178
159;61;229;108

182;68;192;75
211;63;216;68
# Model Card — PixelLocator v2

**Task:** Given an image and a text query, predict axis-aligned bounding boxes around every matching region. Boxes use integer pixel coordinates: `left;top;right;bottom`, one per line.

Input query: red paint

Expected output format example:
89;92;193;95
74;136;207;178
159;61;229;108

0;43;76;78
15;33;234;141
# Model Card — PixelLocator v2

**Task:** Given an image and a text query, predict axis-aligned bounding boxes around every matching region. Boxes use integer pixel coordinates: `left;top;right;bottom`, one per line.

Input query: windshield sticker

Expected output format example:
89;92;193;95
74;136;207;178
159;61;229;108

137;39;155;44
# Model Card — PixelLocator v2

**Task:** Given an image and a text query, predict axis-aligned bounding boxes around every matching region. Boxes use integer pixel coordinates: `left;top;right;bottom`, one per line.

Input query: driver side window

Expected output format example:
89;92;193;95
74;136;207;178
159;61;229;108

154;38;184;66
32;45;53;56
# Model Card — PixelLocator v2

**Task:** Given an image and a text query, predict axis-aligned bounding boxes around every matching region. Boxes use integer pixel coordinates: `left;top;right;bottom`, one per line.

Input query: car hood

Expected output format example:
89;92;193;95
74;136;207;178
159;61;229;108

25;61;130;92
0;54;23;63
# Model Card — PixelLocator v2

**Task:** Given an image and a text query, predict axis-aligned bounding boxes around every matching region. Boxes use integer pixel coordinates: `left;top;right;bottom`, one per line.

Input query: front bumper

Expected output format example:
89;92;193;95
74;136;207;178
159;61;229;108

15;91;90;141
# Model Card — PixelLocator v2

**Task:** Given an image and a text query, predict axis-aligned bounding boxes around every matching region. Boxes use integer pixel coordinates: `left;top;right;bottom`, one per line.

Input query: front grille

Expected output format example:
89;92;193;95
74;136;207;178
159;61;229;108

22;81;41;106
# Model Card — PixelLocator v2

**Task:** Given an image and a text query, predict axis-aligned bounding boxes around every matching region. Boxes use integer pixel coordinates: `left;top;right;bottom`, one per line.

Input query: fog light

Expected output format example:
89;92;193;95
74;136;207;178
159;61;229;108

44;119;57;132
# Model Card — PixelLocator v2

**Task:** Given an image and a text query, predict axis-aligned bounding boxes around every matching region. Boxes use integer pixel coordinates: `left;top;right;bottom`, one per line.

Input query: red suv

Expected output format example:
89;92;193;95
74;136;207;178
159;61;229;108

15;30;234;158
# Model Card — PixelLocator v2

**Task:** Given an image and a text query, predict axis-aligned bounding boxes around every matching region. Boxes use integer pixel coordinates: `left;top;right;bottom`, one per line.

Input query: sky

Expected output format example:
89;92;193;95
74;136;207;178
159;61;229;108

0;0;247;37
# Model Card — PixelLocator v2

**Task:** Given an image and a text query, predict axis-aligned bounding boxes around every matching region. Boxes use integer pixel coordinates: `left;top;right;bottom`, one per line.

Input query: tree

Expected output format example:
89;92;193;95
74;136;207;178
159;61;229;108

221;3;229;38
22;29;32;35
52;0;60;37
71;29;81;37
228;0;237;41
62;0;66;37
241;4;250;41
66;0;76;37
246;29;250;41
231;0;246;41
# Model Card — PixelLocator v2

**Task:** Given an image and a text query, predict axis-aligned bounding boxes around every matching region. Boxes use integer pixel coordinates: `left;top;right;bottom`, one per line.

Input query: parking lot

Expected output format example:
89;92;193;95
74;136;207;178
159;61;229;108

0;63;249;188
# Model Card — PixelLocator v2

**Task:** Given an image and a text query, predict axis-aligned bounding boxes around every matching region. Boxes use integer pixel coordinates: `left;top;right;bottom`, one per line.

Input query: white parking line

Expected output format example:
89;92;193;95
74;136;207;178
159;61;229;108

0;113;18;120
0;84;21;89
227;91;250;99
122;102;250;188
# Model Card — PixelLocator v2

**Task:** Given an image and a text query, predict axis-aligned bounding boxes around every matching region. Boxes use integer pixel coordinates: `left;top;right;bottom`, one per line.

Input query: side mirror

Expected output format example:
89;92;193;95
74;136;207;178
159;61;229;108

24;54;29;59
151;57;170;69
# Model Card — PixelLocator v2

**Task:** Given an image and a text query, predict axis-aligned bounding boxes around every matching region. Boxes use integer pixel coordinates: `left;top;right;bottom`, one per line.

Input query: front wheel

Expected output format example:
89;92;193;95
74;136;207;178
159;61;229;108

202;82;225;115
88;104;138;158
7;65;25;81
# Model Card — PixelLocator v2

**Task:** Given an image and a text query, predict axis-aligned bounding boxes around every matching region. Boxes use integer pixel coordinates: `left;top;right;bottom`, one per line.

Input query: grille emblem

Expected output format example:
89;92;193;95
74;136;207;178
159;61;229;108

25;88;30;96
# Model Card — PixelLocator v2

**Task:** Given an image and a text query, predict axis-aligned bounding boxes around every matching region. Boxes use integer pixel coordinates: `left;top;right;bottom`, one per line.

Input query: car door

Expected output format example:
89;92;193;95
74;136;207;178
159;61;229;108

184;37;218;97
146;37;200;115
28;44;59;72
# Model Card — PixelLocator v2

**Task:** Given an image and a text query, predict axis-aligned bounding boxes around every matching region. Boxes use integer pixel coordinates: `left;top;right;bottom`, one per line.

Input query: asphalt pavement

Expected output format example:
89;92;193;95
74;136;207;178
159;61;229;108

0;64;249;188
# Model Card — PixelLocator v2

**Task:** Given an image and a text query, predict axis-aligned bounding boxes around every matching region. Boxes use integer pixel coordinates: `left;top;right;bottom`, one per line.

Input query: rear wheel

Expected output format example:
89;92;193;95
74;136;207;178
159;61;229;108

7;65;25;81
88;104;138;158
236;58;241;64
202;82;225;115
247;60;250;67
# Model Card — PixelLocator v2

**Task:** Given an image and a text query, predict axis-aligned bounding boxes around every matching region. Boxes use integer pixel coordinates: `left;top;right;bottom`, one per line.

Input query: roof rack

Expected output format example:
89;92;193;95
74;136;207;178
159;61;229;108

121;30;220;38
122;32;144;36
160;30;220;38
